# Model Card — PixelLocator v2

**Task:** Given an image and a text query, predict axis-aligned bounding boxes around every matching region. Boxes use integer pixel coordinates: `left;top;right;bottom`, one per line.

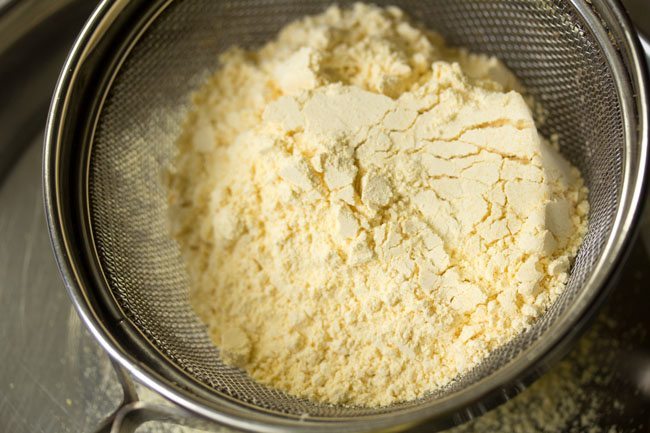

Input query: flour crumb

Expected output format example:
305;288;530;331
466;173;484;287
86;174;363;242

169;3;589;407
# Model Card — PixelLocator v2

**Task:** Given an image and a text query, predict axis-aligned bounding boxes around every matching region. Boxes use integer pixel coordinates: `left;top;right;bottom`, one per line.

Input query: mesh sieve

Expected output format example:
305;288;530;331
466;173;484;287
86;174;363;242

45;0;648;431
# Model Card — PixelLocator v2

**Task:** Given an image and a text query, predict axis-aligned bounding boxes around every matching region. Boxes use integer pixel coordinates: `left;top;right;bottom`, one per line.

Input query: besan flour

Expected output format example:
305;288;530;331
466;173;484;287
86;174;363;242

168;3;588;406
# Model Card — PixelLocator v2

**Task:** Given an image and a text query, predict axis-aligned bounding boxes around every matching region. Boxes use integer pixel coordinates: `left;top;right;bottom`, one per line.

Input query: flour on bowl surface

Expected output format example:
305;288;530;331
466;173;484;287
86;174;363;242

168;3;588;407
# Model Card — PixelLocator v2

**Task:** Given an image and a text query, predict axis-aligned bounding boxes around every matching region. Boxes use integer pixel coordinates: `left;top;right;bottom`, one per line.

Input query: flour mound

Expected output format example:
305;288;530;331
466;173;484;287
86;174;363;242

168;3;588;407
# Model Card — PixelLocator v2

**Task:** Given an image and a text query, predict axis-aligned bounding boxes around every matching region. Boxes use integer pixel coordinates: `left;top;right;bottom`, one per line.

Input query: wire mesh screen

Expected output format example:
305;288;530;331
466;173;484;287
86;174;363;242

88;0;623;418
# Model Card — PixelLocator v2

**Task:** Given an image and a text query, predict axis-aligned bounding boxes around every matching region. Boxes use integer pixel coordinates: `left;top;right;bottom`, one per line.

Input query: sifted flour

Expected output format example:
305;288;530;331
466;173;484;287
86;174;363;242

168;3;589;406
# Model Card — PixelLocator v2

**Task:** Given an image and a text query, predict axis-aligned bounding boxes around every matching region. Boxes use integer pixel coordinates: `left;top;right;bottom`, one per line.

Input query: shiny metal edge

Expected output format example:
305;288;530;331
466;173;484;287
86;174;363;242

43;1;650;433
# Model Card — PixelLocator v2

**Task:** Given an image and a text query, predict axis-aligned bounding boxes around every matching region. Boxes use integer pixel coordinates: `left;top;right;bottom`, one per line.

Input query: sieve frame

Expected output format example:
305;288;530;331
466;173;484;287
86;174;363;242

43;0;649;432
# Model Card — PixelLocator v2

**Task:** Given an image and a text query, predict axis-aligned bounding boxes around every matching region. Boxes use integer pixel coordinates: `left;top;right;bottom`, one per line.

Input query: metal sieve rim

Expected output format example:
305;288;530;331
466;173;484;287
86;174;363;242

43;0;649;431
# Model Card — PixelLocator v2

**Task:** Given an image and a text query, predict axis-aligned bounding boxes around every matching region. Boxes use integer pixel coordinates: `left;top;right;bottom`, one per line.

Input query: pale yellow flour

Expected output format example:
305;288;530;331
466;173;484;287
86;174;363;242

168;3;588;406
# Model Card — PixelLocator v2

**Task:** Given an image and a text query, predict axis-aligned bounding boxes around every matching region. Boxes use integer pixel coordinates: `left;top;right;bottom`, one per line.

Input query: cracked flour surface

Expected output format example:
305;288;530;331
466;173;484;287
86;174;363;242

168;3;589;406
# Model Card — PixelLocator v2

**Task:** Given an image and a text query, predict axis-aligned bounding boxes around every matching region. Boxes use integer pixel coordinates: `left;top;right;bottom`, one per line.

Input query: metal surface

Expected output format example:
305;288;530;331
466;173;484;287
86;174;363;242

0;0;94;182
44;0;649;431
0;0;648;432
623;0;650;40
0;140;121;433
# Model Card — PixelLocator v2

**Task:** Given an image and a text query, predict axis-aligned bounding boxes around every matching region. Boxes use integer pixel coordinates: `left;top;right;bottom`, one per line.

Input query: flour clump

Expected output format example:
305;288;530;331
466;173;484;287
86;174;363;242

168;3;589;407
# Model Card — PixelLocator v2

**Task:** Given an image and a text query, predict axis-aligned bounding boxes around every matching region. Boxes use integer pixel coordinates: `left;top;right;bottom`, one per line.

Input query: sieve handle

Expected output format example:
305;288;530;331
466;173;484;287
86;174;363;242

93;401;193;433
93;361;206;433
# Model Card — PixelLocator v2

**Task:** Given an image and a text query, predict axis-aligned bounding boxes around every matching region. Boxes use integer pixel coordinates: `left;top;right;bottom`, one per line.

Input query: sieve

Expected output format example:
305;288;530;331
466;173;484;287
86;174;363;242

43;0;648;432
